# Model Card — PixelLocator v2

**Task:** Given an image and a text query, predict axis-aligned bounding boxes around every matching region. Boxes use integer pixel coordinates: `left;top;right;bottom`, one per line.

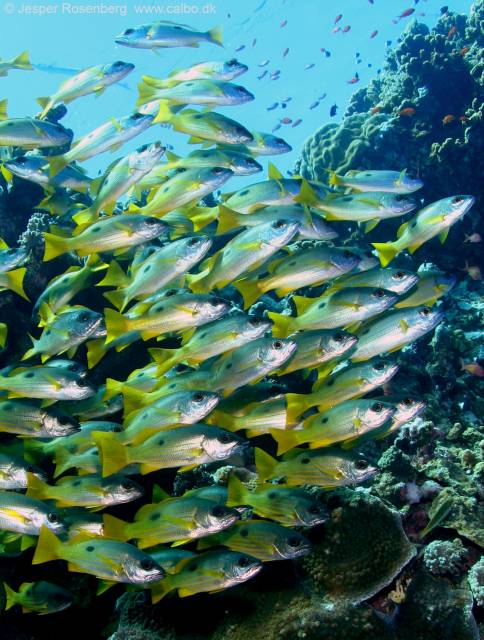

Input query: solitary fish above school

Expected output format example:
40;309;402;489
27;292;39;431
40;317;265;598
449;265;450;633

115;21;223;49
0;51;32;77
373;196;475;266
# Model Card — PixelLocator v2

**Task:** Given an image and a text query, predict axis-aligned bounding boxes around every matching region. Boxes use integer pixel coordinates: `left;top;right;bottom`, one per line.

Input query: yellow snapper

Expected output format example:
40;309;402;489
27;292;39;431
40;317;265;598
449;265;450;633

0;491;64;535
3;581;73;615
188;219;300;293
149;313;271;374
115;21;223;49
0;399;79;437
26;472;143;509
373;396;426;438
104;291;230;343
33;526;165;585
350;306;444;362
37;61;134;119
121;390;220;444
255;447;377;488
285;358;399;420
47;113;154;174
373;195;475;266
213;203;337;240
22;307;103;362
94;423;244;476
395;270;456;308
226;475;329;527
0;453;46;490
276;329;358;376
153;59;248;83
0;267;28;300
0;365;95;401
138;79;254;107
206;394;293;436
72;142;165;225
329;169;423;193
208;337;297;396
147;548;196;575
325;267;418;296
269;287;398;337
151;550;261;602
0;119;71;149
271;398;395;454
102;496;239;548
150;105;253;145
234;245;360;308
198;520;311;561
4;155;92;193
43;214;168;261
101;235;212;312
0;51;32;77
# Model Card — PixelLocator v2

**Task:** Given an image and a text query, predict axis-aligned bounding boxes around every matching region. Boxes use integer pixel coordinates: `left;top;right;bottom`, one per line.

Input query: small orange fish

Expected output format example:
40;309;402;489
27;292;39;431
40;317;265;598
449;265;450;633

371;105;382;114
447;26;457;38
342;25;351;33
464;233;481;243
463;262;482;281
399;107;416;117
442;114;455;125
398;8;415;19
335;14;343;24
459;116;468;124
460;360;484;377
280;117;292;125
460;47;470;56
347;74;359;84
370;30;378;38
332;26;341;33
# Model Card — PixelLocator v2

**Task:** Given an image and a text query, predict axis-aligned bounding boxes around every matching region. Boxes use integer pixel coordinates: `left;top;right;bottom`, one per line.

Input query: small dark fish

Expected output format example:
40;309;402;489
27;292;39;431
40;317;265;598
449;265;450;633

305;63;315;70
319;93;327;100
440;6;448;14
330;104;338;117
292;118;302;128
324;50;331;58
280;117;292;125
267;103;279;111
356;52;361;58
283;48;289;57
386;40;392;47
280;19;287;27
252;38;257;47
342;25;351;33
281;103;287;109
309;101;319;110
281;96;292;102
272;124;281;132
235;45;245;52
258;71;268;80
258;60;269;67
370;30;378;38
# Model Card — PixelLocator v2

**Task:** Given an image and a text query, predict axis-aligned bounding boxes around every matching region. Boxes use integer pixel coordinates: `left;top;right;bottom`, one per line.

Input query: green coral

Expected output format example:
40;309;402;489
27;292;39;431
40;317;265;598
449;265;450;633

468;557;484;607
423;539;466;576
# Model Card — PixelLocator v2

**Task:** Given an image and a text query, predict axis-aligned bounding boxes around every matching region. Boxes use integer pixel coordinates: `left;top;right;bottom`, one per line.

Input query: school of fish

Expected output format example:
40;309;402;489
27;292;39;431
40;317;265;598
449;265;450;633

0;20;475;613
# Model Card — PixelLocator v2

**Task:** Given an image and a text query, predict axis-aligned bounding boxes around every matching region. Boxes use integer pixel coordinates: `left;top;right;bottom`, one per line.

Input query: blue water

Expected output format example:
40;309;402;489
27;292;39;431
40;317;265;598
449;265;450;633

0;0;471;178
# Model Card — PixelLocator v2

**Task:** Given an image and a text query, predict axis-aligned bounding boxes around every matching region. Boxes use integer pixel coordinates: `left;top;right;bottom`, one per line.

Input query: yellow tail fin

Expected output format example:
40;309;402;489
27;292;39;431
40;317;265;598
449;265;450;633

328;171;342;187
86;339;107;369
97;260;129;288
0;99;8;121
269;429;300;456
72;206;97;227
226;475;249;507
92;431;129;477
285;393;311;423
208;25;223;47
26;472;50;501
136;82;160;107
147;347;179;375
267;312;294;338
102;514;129;542
3;267;29;300
46;156;67;178
3;583;17;610
32;525;62;565
233;278;262;310
216;204;241;235
104;308;130;345
254;447;278;483
43;232;68;262
372;242;399;267
151;577;174;603
152;100;174;125
13;50;32;70
104;378;124;401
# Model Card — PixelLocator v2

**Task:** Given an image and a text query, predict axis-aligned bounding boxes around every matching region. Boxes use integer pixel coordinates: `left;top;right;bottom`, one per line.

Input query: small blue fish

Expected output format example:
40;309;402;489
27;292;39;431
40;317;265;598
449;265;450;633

267;103;279;111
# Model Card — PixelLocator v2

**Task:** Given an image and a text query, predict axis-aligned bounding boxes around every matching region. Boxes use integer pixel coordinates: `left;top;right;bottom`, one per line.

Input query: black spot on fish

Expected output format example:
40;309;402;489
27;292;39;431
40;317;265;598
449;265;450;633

24;372;35;378
239;528;249;538
300;457;310;464
86;545;95;552
150;512;160;521
239;189;250;196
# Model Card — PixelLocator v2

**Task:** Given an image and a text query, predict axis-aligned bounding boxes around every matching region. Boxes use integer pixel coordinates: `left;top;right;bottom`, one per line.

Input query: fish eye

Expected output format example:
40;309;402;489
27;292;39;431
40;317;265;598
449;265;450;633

132;113;144;120
140;558;155;571
237;556;251;568
371;402;383;412
164;289;177;297
121;480;135;491
77;379;88;387
210;296;225;306
343;249;353;258
145;217;158;225
452;196;463;204
192;392;205;402
275;138;285;144
403;398;413;406
373;361;385;371
58;415;71;425
249;317;263;326
355;459;369;470
420;307;431;316
47;512;59;523
273;340;283;350
227;59;238;66
187;237;199;246
395;195;406;201
272;219;287;229
212;167;225;175
333;332;344;343
235;85;246;93
77;312;90;323
211;505;225;517
308;504;321;514
287;536;302;547
16;157;27;164
373;288;385;298
395;271;405;279
218;432;232;444
124;28;135;35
